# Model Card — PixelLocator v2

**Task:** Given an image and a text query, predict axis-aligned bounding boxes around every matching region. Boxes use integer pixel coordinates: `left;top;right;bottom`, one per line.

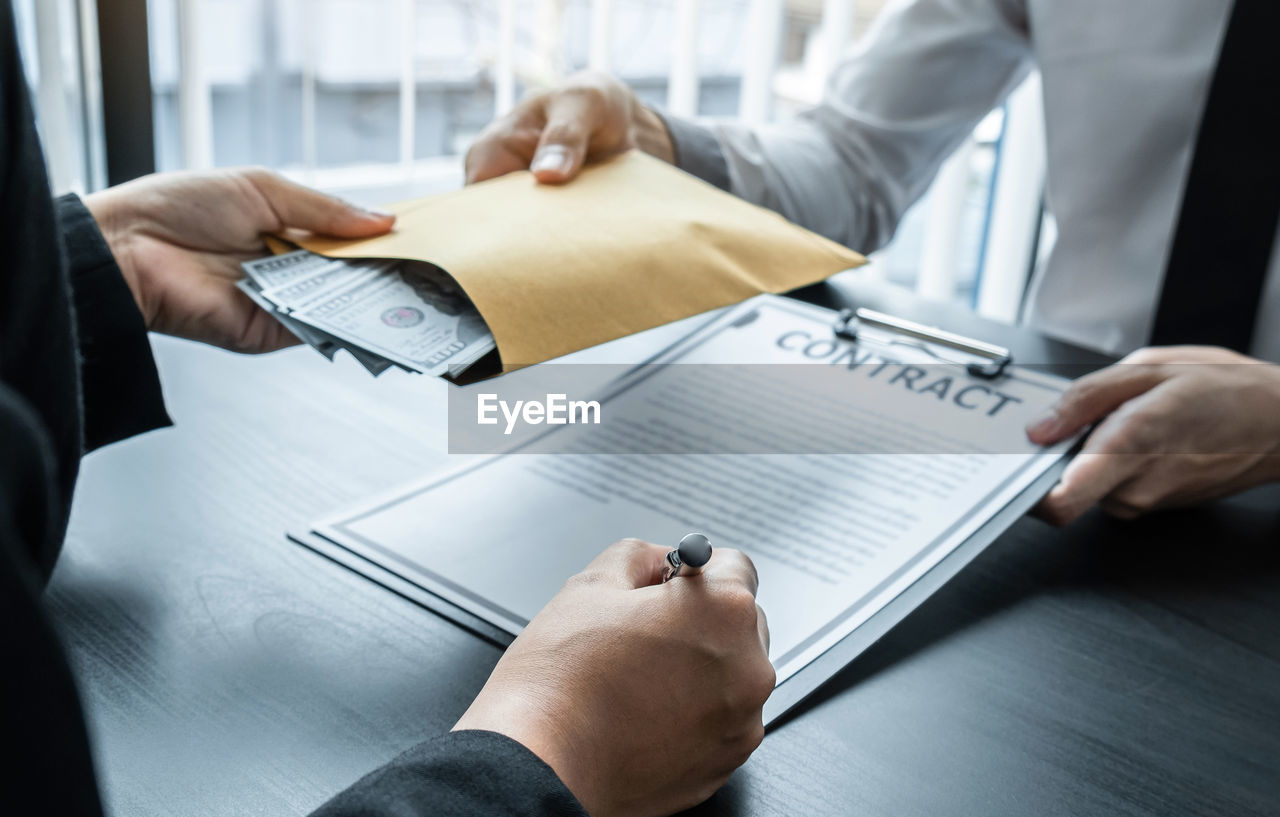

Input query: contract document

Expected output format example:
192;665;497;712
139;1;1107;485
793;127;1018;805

300;295;1080;723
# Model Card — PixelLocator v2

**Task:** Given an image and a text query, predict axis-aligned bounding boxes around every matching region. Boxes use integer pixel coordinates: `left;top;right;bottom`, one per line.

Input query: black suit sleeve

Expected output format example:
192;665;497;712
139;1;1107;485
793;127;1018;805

3;7;588;815
312;730;589;817
55;193;172;451
0;386;106;817
2;7;167;813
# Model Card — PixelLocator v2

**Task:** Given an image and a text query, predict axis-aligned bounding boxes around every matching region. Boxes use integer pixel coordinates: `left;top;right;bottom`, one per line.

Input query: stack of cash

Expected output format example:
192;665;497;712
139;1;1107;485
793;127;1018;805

238;250;496;378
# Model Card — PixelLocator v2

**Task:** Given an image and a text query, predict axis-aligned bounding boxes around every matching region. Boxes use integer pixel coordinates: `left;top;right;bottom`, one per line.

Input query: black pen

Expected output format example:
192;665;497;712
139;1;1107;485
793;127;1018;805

662;533;713;582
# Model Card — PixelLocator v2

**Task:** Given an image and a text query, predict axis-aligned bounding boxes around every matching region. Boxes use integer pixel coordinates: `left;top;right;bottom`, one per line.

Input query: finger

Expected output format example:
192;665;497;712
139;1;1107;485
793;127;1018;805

233;289;303;353
579;538;670;589
242;170;396;238
1107;453;1280;513
529;89;604;183
466;140;536;185
165;272;300;353
1097;492;1151;520
1026;363;1170;445
1028;495;1062;525
1034;419;1148;525
465;104;546;184
700;548;761;598
1035;455;1138;526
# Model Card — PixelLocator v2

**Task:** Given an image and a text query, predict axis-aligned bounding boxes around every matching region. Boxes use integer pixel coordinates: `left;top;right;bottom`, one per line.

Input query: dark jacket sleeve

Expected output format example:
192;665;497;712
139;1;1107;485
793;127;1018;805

1;0;169;579
1;5;156;814
2;11;585;817
312;731;589;817
55;193;172;452
1;387;107;817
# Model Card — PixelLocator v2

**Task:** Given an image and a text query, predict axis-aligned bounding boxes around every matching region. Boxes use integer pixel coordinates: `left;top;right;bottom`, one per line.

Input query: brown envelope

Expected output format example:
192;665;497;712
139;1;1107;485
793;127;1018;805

286;150;865;372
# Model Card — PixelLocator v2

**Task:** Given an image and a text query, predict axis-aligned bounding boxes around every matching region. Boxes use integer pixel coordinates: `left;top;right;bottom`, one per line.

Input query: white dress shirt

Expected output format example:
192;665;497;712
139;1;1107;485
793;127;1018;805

665;0;1280;361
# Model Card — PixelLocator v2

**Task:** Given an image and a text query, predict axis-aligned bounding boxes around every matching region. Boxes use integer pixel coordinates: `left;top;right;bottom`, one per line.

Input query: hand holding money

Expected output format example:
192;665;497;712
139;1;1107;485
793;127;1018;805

240;250;497;378
85;168;395;353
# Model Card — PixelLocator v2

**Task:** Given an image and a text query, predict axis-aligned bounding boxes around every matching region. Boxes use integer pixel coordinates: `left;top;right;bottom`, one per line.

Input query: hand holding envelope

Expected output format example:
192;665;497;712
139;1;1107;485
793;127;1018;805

259;150;865;376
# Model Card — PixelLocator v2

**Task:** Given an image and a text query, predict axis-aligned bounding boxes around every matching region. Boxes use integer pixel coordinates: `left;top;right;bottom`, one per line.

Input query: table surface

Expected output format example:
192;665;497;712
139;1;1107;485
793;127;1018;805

50;273;1280;817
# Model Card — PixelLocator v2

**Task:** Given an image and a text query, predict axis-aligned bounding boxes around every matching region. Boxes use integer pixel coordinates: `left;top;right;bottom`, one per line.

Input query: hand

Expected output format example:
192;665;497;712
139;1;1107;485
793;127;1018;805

465;72;675;186
85;168;395;353
1026;346;1280;525
454;538;774;817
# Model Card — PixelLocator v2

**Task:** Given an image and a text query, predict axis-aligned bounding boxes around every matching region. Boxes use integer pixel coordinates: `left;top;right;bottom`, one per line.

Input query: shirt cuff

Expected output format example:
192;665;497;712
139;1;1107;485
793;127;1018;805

654;110;731;192
55;194;172;452
312;730;589;817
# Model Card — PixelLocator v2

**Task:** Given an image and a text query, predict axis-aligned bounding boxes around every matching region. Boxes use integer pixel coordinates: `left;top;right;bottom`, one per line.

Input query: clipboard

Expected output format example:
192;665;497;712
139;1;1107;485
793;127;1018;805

291;294;1080;726
289;467;1068;726
833;307;1014;380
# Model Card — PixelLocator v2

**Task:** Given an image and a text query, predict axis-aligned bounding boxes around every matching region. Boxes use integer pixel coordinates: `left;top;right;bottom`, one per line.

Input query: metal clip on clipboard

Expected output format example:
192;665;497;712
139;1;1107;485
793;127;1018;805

833;308;1013;380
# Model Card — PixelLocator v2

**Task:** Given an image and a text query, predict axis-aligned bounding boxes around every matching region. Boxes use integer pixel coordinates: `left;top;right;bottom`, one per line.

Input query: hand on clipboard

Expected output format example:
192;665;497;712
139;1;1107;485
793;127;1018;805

1026;345;1280;525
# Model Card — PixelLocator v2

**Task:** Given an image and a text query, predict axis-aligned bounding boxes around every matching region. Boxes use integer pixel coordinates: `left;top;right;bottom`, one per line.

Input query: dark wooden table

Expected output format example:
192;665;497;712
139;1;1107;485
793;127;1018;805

49;273;1280;816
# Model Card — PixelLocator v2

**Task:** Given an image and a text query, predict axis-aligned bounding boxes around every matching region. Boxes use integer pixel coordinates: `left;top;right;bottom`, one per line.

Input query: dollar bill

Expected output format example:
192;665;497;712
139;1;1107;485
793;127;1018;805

241;249;339;290
288;265;496;377
239;250;495;379
236;277;341;360
263;265;380;312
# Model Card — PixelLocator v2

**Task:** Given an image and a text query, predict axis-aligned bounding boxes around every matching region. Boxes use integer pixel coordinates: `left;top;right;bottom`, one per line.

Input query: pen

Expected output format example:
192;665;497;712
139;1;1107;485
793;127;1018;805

662;533;712;583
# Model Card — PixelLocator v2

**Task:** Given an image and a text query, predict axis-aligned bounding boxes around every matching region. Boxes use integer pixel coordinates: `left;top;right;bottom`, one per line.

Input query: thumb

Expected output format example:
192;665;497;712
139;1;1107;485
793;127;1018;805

243;169;396;238
529;92;598;184
1026;363;1169;445
579;538;670;589
1033;433;1144;526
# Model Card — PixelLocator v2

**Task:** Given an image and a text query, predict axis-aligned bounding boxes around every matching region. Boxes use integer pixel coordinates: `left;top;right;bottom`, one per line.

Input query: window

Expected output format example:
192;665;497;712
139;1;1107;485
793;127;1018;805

20;0;1046;322
143;0;767;200
12;0;104;194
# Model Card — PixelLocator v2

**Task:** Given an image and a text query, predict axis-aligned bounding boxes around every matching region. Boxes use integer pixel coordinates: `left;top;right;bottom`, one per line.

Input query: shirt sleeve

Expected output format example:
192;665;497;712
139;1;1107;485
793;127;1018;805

55;194;172;451
660;0;1033;253
310;730;589;817
660;111;732;192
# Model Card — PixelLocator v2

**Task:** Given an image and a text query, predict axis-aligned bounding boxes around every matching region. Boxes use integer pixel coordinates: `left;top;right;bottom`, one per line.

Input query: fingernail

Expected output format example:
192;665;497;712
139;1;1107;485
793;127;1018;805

362;206;395;219
530;145;572;175
1026;410;1063;440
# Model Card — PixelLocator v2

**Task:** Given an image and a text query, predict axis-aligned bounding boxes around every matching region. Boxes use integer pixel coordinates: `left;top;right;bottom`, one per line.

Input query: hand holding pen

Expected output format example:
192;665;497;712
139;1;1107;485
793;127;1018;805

454;536;774;817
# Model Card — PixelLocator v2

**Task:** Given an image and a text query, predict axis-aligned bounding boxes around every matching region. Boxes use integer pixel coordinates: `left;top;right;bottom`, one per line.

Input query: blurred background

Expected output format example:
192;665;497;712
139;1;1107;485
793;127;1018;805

13;0;1050;323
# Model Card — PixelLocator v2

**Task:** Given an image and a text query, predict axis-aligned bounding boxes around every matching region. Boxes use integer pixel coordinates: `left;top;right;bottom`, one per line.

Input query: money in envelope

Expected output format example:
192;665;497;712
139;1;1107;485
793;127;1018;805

238;250;496;378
